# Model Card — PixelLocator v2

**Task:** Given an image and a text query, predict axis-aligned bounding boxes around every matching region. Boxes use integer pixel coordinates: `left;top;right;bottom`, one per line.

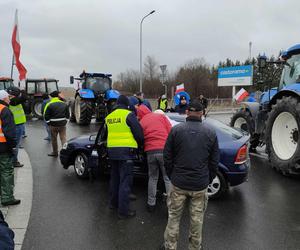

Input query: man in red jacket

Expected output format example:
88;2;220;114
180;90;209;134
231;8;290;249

139;108;172;212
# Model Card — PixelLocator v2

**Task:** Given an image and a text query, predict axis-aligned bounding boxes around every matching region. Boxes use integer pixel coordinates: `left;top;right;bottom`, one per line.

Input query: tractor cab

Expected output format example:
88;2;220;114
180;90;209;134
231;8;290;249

80;73;112;94
25;78;59;96
69;71;119;125
25;78;59;119
0;77;14;90
279;48;300;90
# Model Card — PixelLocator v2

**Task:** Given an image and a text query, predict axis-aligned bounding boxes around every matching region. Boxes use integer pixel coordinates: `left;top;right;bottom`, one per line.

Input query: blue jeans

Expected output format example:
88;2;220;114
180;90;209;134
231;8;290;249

12;124;25;163
109;160;133;216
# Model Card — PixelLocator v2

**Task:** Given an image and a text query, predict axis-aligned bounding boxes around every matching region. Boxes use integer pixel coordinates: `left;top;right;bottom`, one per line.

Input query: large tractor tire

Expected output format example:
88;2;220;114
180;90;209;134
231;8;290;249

74;96;93;125
230;110;255;134
69;100;76;123
95;103;106;123
32;98;44;119
265;96;300;175
230;110;259;151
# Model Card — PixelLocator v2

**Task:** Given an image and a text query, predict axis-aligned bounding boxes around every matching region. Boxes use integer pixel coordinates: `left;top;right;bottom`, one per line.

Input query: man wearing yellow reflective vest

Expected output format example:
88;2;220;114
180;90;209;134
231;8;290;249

158;94;168;112
105;95;144;219
44;91;69;157
7;87;27;168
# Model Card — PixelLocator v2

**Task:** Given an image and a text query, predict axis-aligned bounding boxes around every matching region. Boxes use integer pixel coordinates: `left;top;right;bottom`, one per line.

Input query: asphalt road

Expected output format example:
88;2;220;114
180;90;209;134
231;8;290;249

22;116;300;250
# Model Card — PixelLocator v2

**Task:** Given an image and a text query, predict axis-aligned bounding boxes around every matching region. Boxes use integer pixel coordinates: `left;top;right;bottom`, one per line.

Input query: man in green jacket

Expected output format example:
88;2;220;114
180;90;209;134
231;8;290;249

0;90;20;206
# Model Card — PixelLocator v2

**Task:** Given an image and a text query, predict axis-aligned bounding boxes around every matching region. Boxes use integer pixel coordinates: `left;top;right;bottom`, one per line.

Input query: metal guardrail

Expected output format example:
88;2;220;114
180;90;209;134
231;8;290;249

148;98;240;111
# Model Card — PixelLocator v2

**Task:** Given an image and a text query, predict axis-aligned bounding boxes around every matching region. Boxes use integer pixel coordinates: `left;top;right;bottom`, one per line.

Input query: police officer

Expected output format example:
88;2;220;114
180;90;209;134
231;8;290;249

162;99;219;250
158;94;168;112
0;90;20;206
44;91;69;157
7;86;27;168
105;95;144;219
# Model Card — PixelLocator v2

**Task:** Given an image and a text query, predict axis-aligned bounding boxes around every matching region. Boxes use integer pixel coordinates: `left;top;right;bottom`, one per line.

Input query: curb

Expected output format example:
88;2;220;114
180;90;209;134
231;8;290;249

0;149;33;250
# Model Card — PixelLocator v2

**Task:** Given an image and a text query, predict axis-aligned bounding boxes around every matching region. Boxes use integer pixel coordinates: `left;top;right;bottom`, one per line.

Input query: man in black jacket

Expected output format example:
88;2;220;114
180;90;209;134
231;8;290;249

198;94;208;115
0;90;20;206
44;91;69;157
162;99;219;250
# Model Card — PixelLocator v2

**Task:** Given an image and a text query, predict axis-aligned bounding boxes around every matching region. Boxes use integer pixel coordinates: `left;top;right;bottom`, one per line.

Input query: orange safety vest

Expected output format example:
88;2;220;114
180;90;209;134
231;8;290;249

0;104;7;143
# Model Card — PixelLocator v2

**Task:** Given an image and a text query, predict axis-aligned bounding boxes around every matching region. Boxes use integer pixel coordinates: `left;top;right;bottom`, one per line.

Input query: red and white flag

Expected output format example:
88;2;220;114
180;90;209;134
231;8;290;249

11;9;27;80
234;88;249;102
175;83;184;93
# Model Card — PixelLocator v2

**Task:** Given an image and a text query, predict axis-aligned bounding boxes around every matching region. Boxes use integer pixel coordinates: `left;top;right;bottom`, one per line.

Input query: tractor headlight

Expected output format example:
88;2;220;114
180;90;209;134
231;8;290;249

62;143;68;150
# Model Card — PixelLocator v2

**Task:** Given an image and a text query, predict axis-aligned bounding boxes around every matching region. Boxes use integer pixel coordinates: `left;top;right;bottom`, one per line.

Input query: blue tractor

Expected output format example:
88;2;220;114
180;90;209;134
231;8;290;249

230;44;300;175
69;71;120;125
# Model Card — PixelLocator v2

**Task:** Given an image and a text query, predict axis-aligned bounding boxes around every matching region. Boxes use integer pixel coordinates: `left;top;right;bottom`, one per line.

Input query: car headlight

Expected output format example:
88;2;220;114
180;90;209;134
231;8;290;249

62;143;68;150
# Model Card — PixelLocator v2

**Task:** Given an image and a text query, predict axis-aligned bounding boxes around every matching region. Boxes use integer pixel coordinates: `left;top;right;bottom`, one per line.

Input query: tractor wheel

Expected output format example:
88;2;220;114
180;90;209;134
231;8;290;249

32;98;44;119
74;96;93;125
69;100;76;123
230;110;259;151
265;96;300;175
230;110;255;134
95;103;106;123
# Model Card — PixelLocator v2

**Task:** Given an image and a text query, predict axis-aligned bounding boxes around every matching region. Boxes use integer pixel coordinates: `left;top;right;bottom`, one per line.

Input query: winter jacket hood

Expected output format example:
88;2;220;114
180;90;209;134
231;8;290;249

137;104;151;120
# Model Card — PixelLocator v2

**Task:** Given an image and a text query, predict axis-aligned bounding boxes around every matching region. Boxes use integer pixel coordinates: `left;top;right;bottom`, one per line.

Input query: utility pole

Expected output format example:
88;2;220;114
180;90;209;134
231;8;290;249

139;10;155;92
249;41;252;61
160;65;168;98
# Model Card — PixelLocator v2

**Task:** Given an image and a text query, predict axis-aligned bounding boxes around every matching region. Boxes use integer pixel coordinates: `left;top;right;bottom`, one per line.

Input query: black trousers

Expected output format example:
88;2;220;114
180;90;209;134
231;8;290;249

109;160;133;216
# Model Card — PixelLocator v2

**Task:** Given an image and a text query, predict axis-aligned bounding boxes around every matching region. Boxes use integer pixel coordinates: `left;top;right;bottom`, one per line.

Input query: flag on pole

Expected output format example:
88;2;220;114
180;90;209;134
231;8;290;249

11;9;27;80
234;88;249;102
175;83;185;94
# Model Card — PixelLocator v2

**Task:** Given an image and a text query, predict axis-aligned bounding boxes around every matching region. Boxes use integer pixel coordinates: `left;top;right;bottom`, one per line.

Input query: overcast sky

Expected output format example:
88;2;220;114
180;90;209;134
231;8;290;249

0;0;299;86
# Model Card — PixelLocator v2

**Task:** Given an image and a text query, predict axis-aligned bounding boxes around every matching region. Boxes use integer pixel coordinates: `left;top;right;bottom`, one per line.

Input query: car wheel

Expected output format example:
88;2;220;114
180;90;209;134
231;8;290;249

207;170;228;199
74;153;89;179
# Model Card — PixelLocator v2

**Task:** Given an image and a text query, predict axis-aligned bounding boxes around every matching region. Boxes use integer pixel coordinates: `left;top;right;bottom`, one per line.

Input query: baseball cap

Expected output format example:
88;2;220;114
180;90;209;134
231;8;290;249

188;99;203;112
7;86;20;97
50;91;60;97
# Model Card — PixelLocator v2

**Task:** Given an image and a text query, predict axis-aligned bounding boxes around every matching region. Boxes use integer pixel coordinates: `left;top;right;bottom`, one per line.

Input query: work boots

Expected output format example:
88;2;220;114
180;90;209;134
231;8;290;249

13;161;24;168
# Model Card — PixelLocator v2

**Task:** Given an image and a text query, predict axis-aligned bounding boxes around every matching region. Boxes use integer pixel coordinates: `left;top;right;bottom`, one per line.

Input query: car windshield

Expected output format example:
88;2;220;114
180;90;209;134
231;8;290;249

280;54;300;88
84;77;111;93
167;113;243;140
47;81;58;93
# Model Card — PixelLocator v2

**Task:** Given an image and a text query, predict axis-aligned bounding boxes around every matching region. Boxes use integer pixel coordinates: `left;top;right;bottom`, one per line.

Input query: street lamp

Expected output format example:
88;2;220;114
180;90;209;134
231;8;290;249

139;10;155;92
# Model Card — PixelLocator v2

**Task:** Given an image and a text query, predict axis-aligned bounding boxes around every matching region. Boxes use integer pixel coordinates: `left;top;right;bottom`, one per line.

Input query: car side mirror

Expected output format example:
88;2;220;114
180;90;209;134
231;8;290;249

70;76;74;84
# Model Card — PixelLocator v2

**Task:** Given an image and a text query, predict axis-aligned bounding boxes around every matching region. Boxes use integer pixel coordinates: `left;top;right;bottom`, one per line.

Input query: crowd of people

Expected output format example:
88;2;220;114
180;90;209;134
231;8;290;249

0;87;215;249
106;92;219;249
